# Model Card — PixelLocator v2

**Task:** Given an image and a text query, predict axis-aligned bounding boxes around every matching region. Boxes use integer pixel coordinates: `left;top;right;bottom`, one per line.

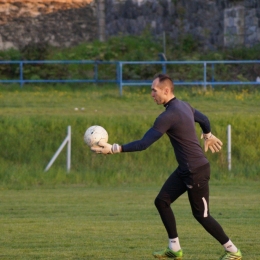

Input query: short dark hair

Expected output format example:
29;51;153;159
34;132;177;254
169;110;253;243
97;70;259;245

154;73;173;83
153;73;174;92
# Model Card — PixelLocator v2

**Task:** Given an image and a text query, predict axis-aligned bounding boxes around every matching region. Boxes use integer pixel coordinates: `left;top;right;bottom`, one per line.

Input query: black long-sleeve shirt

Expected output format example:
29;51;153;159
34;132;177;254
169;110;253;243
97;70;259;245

122;98;209;172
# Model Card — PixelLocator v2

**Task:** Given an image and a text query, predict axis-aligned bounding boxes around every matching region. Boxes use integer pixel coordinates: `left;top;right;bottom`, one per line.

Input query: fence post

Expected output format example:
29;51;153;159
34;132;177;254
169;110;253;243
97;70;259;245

158;53;167;74
19;61;23;87
211;63;215;83
203;62;207;90
94;62;98;83
227;124;231;171
67;125;71;173
116;62;120;88
44;126;71;173
119;62;123;96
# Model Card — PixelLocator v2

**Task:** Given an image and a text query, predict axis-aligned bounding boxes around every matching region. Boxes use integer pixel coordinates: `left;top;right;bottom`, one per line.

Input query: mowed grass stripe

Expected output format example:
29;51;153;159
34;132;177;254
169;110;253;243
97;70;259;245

0;184;259;259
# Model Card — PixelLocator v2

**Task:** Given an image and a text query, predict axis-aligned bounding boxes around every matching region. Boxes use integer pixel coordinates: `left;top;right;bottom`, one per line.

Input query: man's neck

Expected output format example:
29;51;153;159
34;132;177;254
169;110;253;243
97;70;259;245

164;96;176;107
164;94;175;103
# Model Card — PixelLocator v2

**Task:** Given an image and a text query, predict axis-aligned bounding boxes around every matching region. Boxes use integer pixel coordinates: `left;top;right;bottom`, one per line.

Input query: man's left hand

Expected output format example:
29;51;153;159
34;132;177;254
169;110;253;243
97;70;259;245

201;132;223;153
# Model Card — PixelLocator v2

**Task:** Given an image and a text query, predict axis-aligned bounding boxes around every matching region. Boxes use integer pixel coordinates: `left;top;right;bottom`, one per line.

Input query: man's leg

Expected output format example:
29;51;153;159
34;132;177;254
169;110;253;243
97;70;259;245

187;163;241;259
153;168;186;258
154;168;187;239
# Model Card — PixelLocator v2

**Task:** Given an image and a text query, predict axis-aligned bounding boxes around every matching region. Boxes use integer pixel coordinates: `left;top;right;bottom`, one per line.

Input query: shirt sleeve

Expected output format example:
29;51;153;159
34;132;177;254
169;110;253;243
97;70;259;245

121;128;163;152
194;109;211;133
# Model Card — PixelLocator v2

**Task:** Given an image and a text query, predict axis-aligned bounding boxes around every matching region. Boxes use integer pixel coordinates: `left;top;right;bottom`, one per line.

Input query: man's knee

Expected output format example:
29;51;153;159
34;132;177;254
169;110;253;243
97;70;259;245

193;213;210;224
154;197;170;210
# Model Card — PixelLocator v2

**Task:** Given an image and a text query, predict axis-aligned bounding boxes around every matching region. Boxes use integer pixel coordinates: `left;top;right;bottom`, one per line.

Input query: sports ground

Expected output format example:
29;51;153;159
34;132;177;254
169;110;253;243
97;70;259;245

0;85;259;259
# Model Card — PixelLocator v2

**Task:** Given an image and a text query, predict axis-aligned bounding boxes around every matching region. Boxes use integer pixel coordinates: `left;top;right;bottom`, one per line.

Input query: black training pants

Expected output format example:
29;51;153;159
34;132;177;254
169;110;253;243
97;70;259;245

154;163;229;245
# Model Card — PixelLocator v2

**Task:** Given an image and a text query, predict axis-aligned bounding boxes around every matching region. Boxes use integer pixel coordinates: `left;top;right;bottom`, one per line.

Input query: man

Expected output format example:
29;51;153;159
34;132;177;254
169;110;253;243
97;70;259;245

91;74;242;260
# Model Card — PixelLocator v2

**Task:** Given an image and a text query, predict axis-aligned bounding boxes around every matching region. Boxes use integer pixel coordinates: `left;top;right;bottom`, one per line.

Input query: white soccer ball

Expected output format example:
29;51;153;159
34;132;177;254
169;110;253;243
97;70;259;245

84;125;108;147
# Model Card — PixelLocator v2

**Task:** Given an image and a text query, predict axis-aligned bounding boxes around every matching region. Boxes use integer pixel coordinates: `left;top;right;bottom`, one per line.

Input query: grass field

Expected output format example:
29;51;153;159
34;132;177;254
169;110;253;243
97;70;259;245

0;183;259;260
1;33;260;259
0;84;259;188
0;84;259;259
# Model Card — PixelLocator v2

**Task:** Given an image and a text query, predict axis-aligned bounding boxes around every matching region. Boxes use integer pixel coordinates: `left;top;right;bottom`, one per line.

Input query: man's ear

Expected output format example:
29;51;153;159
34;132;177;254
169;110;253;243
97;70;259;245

164;86;170;95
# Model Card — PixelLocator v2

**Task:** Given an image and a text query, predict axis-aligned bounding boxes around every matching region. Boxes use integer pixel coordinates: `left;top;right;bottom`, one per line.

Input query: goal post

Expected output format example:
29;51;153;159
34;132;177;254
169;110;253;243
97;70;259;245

44;125;71;173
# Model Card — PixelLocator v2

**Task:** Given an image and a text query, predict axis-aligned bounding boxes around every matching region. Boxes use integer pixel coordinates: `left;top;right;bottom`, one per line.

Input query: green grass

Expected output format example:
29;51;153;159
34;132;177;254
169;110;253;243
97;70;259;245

1;34;260;259
0;84;259;189
0;84;259;259
0;183;259;259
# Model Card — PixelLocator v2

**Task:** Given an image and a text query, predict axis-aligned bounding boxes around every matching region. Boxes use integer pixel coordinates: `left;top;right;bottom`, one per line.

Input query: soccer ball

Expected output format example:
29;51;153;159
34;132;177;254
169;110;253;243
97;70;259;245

84;125;108;147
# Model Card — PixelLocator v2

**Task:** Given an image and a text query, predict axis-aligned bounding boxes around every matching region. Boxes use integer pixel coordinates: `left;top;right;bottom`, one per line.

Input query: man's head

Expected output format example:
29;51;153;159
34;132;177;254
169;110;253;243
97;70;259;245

151;74;175;105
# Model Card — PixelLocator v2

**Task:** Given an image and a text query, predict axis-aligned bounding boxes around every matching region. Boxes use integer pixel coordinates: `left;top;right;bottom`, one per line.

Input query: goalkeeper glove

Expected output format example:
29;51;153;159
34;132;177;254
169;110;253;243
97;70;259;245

91;140;121;154
201;132;223;153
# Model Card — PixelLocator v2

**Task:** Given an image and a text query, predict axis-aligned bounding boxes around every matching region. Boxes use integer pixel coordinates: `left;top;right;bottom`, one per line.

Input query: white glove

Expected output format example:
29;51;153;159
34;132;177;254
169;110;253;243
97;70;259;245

201;132;223;153
91;140;121;154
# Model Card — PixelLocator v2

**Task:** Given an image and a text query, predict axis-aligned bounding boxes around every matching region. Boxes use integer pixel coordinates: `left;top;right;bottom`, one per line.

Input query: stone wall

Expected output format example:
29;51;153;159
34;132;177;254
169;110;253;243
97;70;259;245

105;0;260;49
224;2;260;47
0;0;93;25
0;0;259;51
0;0;96;50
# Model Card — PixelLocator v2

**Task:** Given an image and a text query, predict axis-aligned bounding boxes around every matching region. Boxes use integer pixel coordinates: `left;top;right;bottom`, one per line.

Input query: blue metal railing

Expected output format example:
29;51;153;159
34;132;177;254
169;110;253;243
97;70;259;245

0;60;260;95
0;60;119;85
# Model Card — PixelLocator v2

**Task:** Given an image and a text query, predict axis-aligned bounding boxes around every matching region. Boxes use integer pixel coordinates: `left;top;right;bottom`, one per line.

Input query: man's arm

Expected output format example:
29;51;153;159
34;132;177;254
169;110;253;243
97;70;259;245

122;128;163;152
194;109;211;134
91;128;163;154
194;109;223;153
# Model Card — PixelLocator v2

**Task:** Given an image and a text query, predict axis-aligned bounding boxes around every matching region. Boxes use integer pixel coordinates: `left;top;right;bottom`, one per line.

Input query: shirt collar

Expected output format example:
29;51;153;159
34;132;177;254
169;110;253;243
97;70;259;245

164;97;176;109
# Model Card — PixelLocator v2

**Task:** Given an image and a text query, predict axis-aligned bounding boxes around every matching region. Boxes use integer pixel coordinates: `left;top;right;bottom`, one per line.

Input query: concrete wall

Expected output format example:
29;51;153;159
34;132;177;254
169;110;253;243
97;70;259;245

0;0;259;51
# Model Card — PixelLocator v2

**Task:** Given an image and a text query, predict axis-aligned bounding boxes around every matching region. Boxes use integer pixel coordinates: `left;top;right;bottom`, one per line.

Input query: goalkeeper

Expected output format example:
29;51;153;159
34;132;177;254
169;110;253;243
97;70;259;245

91;74;242;260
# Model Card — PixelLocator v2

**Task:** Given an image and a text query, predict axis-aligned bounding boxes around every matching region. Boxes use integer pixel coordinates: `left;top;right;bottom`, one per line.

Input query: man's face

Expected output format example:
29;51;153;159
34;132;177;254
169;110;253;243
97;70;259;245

151;78;166;105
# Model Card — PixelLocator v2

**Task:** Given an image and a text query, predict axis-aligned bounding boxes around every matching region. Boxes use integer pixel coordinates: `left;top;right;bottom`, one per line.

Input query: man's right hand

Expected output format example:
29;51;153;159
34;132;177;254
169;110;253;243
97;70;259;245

91;141;121;154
